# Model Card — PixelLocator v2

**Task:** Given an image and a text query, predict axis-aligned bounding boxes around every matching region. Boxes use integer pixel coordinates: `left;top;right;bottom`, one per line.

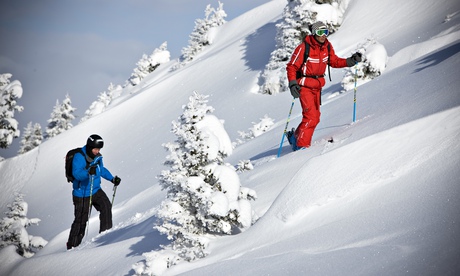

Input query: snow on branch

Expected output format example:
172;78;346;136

0;193;48;258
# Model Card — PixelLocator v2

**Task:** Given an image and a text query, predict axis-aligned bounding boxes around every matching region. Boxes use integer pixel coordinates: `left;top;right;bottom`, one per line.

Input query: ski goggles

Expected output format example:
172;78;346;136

315;29;329;37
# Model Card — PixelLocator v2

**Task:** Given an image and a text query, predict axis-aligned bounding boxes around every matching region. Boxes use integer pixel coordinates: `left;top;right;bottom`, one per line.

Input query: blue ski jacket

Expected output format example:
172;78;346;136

72;145;114;198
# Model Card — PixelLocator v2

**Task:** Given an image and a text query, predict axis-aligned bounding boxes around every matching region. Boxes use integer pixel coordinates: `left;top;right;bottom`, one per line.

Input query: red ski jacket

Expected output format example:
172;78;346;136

286;35;348;90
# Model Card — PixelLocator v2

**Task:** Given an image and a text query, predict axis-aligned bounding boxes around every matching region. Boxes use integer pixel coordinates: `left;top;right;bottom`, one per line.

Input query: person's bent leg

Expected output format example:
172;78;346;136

295;88;320;148
92;189;113;233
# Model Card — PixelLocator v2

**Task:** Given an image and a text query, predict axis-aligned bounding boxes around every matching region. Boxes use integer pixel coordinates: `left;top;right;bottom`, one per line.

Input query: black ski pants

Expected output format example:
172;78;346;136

67;189;112;249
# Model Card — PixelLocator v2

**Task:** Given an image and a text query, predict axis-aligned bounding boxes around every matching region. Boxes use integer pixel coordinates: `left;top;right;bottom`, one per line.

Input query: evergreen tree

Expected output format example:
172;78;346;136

174;2;227;69
18;122;42;154
235;159;254;173
341;37;387;91
236;114;275;145
0;193;47;258
19;122;33;154
154;91;256;264
80;91;111;123
44;94;76;139
80;83;124;123
129;42;170;86
0;73;24;148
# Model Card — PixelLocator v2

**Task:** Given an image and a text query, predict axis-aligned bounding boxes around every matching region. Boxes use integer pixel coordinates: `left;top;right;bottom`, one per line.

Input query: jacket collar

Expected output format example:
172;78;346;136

306;35;329;49
82;145;101;163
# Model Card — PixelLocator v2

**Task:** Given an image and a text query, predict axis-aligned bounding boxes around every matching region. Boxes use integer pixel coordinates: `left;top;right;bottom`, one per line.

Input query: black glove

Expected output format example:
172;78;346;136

289;80;301;98
346;52;362;67
112;176;121;186
88;166;97;175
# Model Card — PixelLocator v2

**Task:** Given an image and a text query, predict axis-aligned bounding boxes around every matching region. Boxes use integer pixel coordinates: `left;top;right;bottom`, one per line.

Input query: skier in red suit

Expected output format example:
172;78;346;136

286;21;362;150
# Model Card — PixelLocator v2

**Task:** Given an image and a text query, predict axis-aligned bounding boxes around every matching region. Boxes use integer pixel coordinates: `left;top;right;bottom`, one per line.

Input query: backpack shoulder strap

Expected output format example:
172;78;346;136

303;41;310;65
78;148;91;169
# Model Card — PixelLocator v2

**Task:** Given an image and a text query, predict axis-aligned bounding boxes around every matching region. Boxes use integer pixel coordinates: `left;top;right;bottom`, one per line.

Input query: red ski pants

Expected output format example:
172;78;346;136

295;87;321;147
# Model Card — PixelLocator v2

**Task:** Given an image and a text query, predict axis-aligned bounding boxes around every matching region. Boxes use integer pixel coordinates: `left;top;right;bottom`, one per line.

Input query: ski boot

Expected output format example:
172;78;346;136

286;128;303;151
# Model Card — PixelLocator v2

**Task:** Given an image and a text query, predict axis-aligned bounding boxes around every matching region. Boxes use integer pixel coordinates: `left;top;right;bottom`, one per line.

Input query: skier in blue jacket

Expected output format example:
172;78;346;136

66;134;121;250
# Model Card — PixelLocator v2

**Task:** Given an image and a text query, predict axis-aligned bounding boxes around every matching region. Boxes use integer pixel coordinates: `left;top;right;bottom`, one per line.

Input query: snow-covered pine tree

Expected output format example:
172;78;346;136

0;73;24;149
259;0;346;95
80;83;124;123
107;82;123;99
0;193;47;258
174;2;227;70
44;94;76;139
236;115;275;145
235;159;254;173
18;122;42;154
341;37;388;91
128;42;171;86
80;91;111;123
152;91;256;267
31;123;43;150
18;122;33;154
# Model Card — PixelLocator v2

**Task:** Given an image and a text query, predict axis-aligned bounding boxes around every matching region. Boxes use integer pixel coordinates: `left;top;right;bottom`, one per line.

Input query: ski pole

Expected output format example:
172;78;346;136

277;98;296;158
352;64;358;122
86;174;94;238
111;185;117;206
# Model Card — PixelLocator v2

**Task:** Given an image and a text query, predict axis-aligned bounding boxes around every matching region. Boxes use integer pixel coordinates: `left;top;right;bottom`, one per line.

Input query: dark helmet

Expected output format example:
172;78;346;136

86;134;104;149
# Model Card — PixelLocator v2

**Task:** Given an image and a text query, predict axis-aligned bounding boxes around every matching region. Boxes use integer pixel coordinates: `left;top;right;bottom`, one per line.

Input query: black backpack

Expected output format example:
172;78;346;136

65;148;86;183
296;40;331;81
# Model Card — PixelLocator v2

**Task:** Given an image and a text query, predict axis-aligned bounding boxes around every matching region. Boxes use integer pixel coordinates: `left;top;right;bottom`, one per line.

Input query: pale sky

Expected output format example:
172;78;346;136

0;0;271;158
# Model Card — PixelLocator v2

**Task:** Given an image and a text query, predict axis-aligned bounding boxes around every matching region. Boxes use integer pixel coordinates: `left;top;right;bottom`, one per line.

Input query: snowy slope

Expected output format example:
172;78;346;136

1;0;460;275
